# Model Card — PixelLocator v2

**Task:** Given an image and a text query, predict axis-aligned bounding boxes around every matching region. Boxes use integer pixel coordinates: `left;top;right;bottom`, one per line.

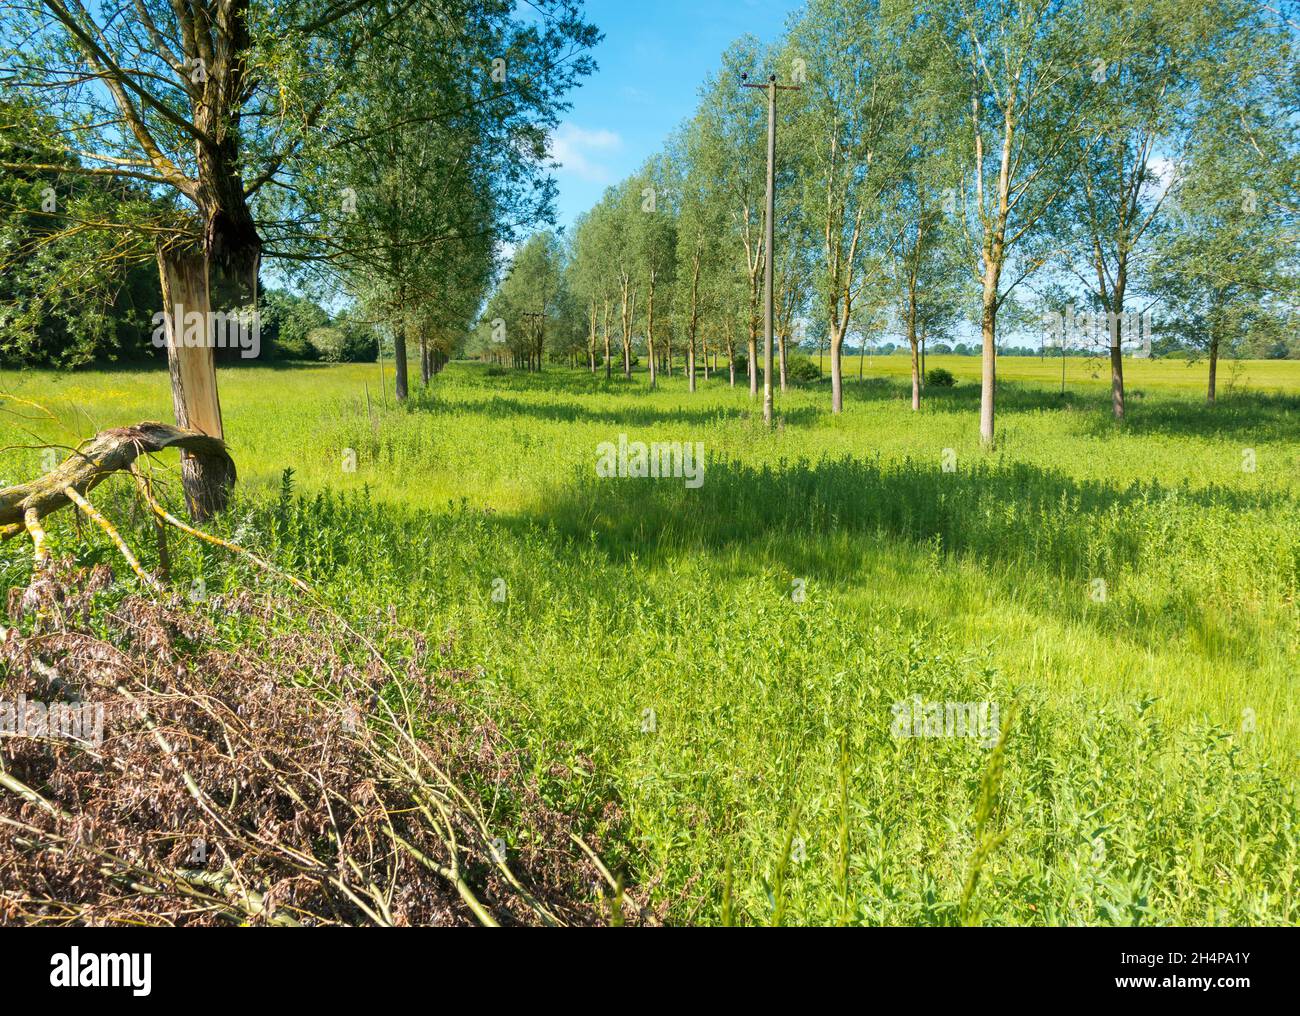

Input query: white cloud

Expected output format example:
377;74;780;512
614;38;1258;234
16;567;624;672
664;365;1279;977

548;124;622;184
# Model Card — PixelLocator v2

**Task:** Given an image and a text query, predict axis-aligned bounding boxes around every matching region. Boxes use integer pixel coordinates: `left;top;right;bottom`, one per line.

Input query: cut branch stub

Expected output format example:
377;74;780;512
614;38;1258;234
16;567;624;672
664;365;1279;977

0;422;236;530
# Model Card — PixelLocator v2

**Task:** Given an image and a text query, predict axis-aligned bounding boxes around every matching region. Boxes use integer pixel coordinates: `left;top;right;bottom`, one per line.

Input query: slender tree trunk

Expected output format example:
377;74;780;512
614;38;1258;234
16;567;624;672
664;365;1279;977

778;331;787;393
394;305;409;402
748;321;758;397
647;275;657;390
1109;274;1127;419
908;286;920;411
979;264;999;445
978;104;1013;448
1207;329;1219;403
908;323;920;411
157;247;233;521
603;300;612;381
620;285;634;379
830;324;845;414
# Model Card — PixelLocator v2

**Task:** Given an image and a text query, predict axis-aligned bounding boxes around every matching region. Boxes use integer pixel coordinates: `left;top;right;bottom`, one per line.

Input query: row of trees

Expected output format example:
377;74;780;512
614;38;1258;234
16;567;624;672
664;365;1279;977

480;0;1297;446
1;0;598;514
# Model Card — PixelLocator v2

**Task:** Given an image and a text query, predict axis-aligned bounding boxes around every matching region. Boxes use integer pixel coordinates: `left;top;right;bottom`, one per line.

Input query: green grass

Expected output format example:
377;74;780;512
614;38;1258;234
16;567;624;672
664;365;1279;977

2;356;1298;924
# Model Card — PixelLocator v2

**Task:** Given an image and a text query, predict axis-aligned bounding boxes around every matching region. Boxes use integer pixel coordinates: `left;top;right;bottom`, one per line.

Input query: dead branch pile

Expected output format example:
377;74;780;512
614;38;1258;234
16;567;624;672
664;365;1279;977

0;561;638;926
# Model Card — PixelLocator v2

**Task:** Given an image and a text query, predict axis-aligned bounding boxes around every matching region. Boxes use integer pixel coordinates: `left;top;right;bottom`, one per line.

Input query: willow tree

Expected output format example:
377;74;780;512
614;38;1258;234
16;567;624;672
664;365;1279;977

628;158;677;390
944;0;1093;447
786;0;906;414
1049;0;1248;419
669;130;727;394
493;231;565;370
692;39;772;398
0;0;595;512
569;204;619;376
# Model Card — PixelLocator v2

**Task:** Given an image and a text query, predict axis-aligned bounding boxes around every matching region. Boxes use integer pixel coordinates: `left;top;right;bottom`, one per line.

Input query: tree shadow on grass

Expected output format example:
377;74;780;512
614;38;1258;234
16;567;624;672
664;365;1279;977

525;451;1295;573
408;391;824;429
1079;390;1300;444
518;453;1295;664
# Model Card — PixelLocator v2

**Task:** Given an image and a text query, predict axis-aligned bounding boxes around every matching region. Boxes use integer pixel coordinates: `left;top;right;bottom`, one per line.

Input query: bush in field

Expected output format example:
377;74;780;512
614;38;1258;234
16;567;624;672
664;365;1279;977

926;367;957;387
260;288;329;360
308;321;378;362
787;357;821;383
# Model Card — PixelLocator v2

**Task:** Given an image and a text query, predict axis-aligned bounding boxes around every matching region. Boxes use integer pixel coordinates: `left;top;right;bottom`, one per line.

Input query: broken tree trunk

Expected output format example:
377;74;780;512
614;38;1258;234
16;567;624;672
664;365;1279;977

158;248;236;520
0;422;235;537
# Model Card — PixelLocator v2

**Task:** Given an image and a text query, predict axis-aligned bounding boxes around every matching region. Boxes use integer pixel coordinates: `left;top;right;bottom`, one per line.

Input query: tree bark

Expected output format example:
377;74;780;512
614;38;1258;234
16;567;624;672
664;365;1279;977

394;318;409;401
979;265;998;446
602;300;612;381
1;422;234;531
1109;274;1127;419
157;247;233;521
1207;329;1219;403
646;273;657;390
830;324;845;414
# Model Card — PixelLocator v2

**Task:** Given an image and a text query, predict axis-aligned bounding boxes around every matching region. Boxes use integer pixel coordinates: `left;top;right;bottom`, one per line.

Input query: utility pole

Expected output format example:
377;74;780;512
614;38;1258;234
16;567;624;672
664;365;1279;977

742;72;799;427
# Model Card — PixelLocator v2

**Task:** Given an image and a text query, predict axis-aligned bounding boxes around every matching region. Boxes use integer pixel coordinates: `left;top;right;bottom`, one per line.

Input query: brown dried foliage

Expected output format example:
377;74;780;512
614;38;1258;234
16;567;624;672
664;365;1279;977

0;561;637;926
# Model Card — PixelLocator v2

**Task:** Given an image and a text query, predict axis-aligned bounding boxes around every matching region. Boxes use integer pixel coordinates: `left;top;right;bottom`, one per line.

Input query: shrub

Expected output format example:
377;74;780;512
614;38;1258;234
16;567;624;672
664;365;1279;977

925;367;957;387
787;357;822;383
307;322;378;362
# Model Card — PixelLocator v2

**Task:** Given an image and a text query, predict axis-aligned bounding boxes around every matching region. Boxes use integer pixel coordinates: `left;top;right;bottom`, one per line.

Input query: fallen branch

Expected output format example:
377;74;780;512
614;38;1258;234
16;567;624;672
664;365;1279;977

0;421;234;532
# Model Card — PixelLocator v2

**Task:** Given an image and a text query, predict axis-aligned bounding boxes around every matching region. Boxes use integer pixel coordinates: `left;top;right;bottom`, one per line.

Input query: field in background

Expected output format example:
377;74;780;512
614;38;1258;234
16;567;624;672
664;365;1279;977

2;358;1297;924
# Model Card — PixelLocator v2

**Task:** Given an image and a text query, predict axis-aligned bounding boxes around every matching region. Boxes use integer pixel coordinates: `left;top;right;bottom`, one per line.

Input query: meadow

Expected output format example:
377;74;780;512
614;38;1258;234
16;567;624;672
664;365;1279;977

1;355;1297;925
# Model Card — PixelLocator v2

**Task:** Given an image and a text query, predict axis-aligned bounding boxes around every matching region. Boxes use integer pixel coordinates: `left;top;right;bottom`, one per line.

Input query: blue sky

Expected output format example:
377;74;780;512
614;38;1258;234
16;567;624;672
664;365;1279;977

547;0;803;232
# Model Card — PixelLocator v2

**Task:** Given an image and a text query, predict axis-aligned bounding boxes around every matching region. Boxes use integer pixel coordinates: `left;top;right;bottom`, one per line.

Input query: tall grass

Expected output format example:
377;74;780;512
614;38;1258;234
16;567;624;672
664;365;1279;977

1;359;1297;924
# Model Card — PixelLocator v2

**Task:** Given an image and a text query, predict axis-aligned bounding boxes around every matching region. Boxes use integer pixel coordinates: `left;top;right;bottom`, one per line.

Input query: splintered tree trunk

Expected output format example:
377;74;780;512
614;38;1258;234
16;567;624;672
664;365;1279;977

157;247;233;521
